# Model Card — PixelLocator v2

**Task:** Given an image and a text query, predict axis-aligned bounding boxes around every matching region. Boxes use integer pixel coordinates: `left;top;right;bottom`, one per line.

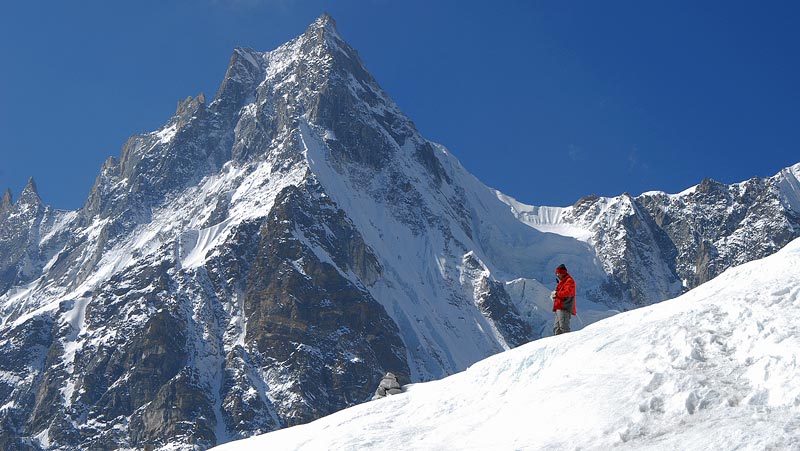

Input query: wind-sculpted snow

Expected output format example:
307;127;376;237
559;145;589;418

212;237;800;451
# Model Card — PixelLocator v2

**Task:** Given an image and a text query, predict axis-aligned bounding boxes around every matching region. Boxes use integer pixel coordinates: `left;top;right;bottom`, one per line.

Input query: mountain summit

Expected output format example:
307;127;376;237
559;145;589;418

1;14;799;451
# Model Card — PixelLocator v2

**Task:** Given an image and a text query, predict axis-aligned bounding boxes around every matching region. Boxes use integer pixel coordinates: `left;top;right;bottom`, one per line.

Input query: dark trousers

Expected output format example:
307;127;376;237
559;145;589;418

553;309;571;335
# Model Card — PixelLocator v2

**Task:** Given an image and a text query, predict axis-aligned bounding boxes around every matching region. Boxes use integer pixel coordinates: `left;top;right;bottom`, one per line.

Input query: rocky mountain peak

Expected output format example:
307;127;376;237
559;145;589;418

571;194;599;216
696;177;724;194
18;176;42;206
211;47;265;117
169;92;210;135
211;12;349;113
0;188;11;216
176;93;206;116
101;155;118;171
297;13;346;58
294;13;370;83
307;12;338;36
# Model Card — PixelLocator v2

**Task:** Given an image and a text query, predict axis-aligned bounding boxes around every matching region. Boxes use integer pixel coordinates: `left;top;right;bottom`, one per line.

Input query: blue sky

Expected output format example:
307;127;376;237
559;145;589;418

1;1;798;210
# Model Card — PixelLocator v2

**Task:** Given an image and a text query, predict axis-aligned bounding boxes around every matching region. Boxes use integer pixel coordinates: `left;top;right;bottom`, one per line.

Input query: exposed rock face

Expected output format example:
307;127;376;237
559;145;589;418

461;252;533;346
1;13;798;451
639;174;800;289
240;183;409;425
1;188;13;216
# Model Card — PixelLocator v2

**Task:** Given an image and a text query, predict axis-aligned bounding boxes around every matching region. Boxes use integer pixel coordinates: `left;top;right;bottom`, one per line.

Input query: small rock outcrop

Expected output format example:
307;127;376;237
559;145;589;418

372;372;403;400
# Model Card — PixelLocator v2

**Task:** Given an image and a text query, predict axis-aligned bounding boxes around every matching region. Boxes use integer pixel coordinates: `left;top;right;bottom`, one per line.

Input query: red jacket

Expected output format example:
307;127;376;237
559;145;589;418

553;273;576;315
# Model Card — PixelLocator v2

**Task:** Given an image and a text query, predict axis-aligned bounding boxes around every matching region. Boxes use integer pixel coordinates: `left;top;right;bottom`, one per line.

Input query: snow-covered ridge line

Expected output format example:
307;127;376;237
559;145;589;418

497;160;800;307
504;161;800;228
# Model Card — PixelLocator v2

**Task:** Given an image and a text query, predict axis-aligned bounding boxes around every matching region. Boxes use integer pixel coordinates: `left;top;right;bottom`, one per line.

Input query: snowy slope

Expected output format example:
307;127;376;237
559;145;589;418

212;237;800;451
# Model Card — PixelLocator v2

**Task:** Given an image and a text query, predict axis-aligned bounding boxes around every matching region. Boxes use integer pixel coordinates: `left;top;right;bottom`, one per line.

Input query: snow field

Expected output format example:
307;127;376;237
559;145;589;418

211;238;800;451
